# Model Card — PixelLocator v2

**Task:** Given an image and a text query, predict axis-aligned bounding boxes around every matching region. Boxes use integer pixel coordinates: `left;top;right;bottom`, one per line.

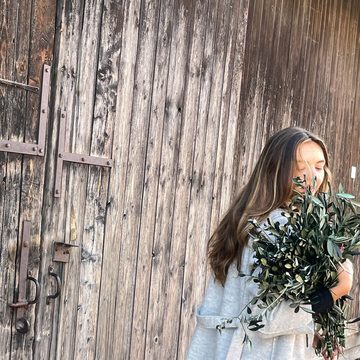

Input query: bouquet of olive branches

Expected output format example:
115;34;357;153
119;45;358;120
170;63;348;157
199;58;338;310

240;177;360;357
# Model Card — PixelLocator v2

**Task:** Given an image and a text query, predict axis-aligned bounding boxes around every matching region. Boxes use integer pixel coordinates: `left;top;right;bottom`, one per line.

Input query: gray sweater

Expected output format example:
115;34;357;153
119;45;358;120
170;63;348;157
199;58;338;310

186;209;315;360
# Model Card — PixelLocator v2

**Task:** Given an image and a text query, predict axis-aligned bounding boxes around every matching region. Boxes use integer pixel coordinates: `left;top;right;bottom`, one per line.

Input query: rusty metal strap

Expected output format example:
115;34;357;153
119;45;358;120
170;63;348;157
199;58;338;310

0;140;44;156
0;78;39;93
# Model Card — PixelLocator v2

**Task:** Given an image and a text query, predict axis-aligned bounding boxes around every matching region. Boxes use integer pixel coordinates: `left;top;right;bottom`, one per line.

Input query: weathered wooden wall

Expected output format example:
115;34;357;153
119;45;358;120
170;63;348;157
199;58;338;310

0;0;56;358
1;0;360;359
233;0;360;325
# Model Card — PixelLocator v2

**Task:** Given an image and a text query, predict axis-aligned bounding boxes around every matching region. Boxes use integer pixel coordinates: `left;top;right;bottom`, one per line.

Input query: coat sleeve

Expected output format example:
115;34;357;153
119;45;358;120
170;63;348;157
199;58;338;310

185;275;241;360
248;210;314;338
249;291;314;338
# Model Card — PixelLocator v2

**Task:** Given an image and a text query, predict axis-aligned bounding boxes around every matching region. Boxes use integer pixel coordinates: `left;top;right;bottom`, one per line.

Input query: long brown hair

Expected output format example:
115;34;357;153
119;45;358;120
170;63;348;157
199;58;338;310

208;127;332;285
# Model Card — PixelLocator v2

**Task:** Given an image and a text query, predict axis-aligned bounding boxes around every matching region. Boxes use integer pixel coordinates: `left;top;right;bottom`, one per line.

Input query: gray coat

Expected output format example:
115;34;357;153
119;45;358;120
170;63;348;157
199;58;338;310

186;209;315;360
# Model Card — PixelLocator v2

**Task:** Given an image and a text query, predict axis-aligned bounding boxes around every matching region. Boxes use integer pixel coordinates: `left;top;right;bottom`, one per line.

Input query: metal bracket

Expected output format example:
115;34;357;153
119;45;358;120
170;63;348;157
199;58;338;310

53;241;79;263
0;77;39;93
54;110;113;197
0;64;51;156
8;221;40;334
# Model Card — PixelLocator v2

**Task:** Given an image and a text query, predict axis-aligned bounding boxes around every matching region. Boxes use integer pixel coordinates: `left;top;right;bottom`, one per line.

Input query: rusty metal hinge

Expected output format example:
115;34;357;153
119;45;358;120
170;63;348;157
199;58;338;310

54;110;113;197
0;64;51;156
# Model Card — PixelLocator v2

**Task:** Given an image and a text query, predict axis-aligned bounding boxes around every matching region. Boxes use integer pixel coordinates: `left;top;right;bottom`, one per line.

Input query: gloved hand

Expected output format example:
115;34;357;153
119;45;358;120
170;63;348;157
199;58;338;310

310;259;353;313
310;287;334;313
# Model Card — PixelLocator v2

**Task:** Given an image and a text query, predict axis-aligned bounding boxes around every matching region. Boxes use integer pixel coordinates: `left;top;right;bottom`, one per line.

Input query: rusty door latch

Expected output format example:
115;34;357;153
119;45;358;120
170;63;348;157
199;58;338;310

8;221;40;334
8;223;71;332
53;241;79;263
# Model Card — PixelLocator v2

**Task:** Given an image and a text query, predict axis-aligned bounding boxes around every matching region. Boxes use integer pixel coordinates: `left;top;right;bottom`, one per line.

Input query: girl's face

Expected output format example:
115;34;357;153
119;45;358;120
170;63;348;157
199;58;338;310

292;140;326;195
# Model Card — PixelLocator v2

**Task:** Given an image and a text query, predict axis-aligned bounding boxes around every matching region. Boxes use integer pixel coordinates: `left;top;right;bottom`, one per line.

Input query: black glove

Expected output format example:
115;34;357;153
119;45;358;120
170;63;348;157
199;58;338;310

309;287;334;314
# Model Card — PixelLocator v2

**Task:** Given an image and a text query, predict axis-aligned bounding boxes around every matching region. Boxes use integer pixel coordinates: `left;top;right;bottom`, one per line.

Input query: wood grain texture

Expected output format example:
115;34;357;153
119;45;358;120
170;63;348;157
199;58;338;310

145;0;208;358
1;0;360;359
92;2;125;360
93;0;142;357
143;0;196;357
54;1;105;359
72;0;120;358
19;0;56;358
32;0;87;358
0;0;55;359
0;2;23;357
129;0;174;358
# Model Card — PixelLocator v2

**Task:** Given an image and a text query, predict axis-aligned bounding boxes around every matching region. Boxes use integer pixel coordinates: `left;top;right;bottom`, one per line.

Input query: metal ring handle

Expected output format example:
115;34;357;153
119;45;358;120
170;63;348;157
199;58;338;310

27;274;40;305
46;266;61;304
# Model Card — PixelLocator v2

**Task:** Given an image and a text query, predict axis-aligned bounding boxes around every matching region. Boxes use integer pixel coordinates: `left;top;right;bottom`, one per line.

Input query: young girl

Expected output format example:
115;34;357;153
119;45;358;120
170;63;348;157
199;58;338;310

186;127;353;360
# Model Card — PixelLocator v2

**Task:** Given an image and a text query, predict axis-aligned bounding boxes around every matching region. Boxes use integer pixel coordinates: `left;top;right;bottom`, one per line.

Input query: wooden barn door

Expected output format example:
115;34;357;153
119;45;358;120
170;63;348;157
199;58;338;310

0;0;59;359
1;0;115;359
35;0;118;357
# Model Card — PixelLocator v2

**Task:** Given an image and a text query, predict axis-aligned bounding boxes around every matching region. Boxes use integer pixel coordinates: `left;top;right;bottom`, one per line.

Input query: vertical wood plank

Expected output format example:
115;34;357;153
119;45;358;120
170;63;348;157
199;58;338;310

207;0;235;232
337;0;358;193
234;0;265;186
150;0;210;357
276;0;308;130
72;0;123;359
0;1;33;359
324;0;349;190
143;0;196;358
0;1;23;357
54;0;105;359
129;0;174;357
111;0;163;357
91;3;125;359
348;0;360;199
33;1;83;358
94;0;142;358
176;0;219;351
270;0;295;130
213;0;247;218
31;0;102;359
218;0;249;210
15;0;57;358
